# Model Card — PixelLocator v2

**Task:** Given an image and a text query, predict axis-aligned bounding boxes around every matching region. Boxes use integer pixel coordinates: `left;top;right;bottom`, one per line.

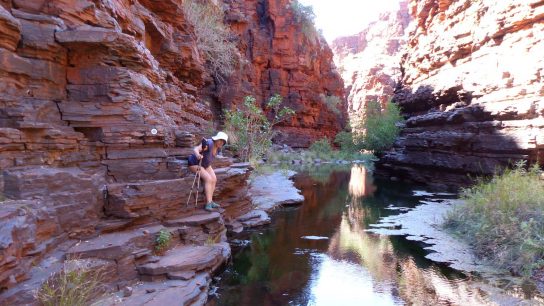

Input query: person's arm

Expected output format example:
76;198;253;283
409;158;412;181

193;144;203;160
193;139;209;160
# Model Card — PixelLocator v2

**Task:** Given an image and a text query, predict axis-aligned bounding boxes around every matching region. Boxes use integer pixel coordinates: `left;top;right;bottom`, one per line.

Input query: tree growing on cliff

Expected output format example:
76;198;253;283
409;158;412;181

224;95;295;164
320;94;342;115
182;0;239;82
289;0;318;41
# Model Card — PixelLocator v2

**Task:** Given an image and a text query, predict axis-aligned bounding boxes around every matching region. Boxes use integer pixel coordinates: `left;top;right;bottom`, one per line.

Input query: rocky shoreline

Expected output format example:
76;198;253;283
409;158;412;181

0;168;304;306
367;194;544;304
110;170;304;306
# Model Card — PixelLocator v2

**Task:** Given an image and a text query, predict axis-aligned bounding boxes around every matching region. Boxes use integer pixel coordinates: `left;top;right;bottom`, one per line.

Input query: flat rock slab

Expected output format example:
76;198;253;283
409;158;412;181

249;171;304;212
225;220;244;234
164;212;221;227
96;274;209;306
137;243;230;276
167;271;196;280
67;225;164;260
236;210;271;228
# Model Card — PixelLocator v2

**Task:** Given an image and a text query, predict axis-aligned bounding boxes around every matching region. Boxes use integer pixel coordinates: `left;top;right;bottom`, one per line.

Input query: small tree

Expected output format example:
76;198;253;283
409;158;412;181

360;101;403;153
335;101;403;154
320;94;342;115
224;95;295;164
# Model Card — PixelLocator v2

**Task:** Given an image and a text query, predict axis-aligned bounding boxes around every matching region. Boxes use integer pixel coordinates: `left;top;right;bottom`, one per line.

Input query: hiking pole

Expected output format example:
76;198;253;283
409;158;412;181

195;159;202;207
186;157;203;208
185;138;208;208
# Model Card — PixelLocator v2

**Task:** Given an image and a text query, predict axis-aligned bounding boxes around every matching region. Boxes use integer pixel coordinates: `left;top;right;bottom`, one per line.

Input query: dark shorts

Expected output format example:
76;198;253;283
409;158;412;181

188;154;210;168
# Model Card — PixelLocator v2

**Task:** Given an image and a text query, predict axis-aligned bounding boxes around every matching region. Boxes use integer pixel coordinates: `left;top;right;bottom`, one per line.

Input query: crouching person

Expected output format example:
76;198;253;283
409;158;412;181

187;132;228;211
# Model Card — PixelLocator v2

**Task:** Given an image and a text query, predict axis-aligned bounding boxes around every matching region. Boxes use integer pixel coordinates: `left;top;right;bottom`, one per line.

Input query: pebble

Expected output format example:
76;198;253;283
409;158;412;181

123;286;133;297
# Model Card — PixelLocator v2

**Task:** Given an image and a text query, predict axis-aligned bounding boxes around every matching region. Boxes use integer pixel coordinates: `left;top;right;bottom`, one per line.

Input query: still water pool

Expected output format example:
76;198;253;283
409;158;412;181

208;165;540;306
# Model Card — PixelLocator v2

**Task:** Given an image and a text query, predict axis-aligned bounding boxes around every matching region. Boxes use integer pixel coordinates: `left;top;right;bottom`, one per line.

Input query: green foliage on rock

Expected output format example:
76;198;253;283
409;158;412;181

155;229;172;253
182;0;238;81
289;0;318;40
443;162;544;276
320;94;342;115
224;94;295;165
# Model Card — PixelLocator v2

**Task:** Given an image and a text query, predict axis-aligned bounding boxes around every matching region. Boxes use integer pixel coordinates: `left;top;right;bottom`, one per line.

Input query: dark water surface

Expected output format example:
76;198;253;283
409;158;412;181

207;165;536;306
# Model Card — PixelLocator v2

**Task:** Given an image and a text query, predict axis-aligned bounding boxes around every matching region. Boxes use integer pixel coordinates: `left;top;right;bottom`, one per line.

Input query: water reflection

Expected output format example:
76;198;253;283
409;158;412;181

210;165;538;306
348;165;377;198
323;190;492;305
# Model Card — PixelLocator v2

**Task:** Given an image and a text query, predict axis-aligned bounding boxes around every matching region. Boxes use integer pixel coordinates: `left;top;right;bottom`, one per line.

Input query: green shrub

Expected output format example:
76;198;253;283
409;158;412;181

224;95;295;164
37;260;105;306
443;163;544;276
155;229;172;253
334;101;403;155
358;100;403;153
182;0;238;81
334;130;360;153
320;94;342;115
309;138;333;157
289;0;318;40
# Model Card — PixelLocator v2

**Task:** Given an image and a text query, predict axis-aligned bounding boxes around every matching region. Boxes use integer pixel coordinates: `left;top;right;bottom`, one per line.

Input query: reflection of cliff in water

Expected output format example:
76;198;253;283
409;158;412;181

212;165;535;306
324;166;493;305
349;165;377;198
214;167;353;306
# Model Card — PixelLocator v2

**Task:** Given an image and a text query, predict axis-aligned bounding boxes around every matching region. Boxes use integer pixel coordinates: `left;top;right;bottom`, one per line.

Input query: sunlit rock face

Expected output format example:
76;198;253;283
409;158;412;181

378;0;544;189
331;1;410;124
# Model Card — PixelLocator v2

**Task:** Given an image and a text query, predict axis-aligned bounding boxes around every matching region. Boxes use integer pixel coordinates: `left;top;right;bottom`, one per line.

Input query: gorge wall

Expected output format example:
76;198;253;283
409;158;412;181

219;0;346;147
0;0;343;304
376;0;544;189
332;1;410;123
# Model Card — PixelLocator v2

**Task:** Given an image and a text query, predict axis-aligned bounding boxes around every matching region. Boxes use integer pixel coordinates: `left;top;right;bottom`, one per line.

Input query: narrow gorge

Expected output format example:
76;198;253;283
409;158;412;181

1;0;544;305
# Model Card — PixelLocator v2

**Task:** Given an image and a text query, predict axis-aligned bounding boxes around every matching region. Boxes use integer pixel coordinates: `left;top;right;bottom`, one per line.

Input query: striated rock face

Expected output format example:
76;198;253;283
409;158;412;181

378;0;544;189
218;0;346;147
0;0;335;303
332;1;410;122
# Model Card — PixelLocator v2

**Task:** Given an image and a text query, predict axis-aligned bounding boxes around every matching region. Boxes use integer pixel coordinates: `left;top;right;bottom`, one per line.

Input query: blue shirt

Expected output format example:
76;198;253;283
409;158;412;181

188;139;214;168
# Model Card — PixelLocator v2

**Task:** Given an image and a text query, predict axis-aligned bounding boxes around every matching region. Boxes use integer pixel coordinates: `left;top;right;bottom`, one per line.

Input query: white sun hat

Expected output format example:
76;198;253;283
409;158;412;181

211;131;228;143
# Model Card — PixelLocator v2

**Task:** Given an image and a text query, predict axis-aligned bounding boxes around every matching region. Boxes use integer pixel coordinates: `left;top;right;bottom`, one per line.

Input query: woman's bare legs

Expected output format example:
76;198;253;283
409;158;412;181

188;165;216;204
205;166;217;199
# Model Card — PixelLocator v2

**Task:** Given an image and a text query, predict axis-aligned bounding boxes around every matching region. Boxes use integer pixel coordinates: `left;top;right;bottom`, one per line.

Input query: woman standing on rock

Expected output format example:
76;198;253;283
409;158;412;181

187;131;229;211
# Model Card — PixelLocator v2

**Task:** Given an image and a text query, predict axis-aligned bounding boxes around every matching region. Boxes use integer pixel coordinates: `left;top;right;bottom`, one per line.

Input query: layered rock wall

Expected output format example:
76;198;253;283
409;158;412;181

379;0;544;189
332;1;410;123
0;0;340;303
219;0;346;147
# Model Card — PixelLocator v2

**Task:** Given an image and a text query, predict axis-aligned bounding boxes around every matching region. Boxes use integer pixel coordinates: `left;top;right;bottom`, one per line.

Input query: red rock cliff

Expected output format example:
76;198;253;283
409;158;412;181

0;0;342;303
332;1;410;122
378;0;544;189
217;0;346;147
